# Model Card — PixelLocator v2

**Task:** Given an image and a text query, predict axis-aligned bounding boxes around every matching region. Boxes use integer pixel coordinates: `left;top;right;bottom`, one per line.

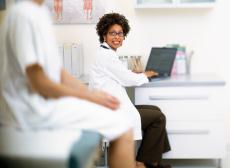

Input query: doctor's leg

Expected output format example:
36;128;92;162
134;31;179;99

135;105;171;168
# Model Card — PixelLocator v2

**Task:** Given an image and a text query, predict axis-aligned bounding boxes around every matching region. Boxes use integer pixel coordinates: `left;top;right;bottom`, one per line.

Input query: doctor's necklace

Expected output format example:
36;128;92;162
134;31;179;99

100;45;109;49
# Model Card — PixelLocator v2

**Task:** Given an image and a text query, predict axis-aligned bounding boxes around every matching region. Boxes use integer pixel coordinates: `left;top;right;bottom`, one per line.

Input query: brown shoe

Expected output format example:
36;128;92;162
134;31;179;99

145;163;172;168
157;164;171;168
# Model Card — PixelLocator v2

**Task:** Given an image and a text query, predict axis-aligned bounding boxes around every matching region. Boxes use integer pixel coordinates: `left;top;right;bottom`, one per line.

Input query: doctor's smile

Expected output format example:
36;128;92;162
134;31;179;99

103;24;124;51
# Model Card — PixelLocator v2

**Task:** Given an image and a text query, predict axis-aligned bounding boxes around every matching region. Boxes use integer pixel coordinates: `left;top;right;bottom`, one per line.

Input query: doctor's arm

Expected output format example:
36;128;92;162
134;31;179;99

26;64;119;110
104;56;157;87
144;71;158;78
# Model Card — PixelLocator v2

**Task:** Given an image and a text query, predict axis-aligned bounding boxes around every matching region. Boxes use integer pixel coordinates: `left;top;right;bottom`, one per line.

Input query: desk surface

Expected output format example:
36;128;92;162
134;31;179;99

79;74;226;87
141;74;226;87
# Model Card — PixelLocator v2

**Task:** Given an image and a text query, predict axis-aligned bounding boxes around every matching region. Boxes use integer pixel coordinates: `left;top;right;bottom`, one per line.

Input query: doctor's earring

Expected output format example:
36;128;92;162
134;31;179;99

103;36;107;42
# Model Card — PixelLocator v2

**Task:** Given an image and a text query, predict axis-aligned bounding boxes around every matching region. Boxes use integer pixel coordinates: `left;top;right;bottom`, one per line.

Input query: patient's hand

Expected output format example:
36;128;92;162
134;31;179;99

144;70;158;78
132;69;143;74
87;90;120;110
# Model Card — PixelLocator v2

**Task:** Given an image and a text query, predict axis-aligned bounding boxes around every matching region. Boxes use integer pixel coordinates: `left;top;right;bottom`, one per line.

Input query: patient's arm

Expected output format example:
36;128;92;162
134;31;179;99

26;64;119;110
61;68;88;92
61;68;120;110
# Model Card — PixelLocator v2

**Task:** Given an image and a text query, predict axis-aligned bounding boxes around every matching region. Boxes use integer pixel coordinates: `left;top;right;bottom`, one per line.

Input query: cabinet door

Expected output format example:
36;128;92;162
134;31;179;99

137;0;215;4
163;121;225;159
138;0;173;4
135;86;224;121
180;0;215;3
135;0;216;8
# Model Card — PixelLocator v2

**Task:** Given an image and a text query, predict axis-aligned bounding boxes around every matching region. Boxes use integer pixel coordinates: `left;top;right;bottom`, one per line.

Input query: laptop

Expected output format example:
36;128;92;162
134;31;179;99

145;47;177;81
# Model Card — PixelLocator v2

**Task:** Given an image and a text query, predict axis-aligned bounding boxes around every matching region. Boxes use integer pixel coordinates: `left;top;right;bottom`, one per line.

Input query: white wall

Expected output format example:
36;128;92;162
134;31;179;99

1;0;230;159
54;0;230;153
54;0;230;75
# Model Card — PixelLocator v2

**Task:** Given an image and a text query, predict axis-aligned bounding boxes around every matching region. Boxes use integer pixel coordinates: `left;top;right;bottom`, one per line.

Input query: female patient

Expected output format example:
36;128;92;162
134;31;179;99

89;13;171;168
0;1;135;168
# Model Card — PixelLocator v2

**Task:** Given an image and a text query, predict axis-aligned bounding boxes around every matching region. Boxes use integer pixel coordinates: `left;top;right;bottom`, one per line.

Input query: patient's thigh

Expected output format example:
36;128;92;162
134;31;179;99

47;97;132;141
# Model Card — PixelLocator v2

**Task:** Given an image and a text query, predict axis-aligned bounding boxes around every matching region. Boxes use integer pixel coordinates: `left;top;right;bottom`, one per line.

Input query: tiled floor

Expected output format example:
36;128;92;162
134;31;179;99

96;158;225;168
96;152;230;168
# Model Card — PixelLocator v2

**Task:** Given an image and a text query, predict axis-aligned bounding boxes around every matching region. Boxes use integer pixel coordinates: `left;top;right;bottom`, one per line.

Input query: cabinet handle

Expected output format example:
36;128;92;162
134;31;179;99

167;129;210;135
149;95;209;100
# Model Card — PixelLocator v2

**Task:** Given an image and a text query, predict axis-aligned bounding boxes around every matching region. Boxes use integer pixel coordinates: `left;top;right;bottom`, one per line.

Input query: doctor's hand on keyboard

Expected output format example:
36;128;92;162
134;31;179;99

144;70;159;78
87;90;120;110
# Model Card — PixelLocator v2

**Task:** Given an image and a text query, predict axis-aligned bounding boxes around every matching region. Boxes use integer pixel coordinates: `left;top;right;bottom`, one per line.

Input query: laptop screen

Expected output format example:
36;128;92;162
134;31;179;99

145;47;177;77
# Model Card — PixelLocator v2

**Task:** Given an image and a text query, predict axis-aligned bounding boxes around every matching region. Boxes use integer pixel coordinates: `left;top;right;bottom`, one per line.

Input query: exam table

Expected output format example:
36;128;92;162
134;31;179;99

0;128;101;168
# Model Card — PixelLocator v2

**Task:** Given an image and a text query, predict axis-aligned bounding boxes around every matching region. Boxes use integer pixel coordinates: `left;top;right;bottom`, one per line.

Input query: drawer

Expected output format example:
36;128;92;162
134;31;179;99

135;86;222;99
135;86;223;103
135;87;224;121
141;99;223;121
163;121;226;159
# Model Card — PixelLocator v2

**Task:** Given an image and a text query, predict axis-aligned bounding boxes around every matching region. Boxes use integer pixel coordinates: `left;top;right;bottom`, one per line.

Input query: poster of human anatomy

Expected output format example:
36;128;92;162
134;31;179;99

45;0;105;24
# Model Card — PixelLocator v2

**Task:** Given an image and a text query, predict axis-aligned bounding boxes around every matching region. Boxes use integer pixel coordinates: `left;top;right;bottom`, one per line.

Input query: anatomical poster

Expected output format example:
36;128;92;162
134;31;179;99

45;0;105;24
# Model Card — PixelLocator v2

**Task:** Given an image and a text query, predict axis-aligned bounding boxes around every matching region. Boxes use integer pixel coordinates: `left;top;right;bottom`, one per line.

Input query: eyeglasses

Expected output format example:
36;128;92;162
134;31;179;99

108;31;124;37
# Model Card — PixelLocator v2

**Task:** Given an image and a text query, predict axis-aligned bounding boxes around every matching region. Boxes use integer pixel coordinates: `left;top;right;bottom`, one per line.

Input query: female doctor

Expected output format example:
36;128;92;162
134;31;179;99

89;13;171;168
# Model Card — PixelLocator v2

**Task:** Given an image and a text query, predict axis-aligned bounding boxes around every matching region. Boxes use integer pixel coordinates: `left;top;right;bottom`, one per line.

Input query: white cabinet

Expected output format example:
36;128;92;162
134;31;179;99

135;74;226;159
134;0;216;8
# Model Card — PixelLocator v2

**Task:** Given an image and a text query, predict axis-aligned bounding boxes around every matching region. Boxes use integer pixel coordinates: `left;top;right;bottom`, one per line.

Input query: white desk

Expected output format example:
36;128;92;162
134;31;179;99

135;74;226;162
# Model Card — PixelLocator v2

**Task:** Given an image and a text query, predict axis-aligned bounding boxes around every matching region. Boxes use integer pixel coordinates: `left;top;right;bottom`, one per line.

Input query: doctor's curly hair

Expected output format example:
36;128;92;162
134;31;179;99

96;13;130;43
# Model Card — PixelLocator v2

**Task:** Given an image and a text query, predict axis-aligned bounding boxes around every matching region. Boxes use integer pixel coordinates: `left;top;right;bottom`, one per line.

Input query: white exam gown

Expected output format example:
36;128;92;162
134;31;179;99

89;42;149;140
0;2;131;141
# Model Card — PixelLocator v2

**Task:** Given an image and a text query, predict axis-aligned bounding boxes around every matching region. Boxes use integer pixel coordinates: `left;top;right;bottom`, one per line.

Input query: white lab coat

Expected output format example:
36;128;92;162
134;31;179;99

0;2;131;141
89;42;149;140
